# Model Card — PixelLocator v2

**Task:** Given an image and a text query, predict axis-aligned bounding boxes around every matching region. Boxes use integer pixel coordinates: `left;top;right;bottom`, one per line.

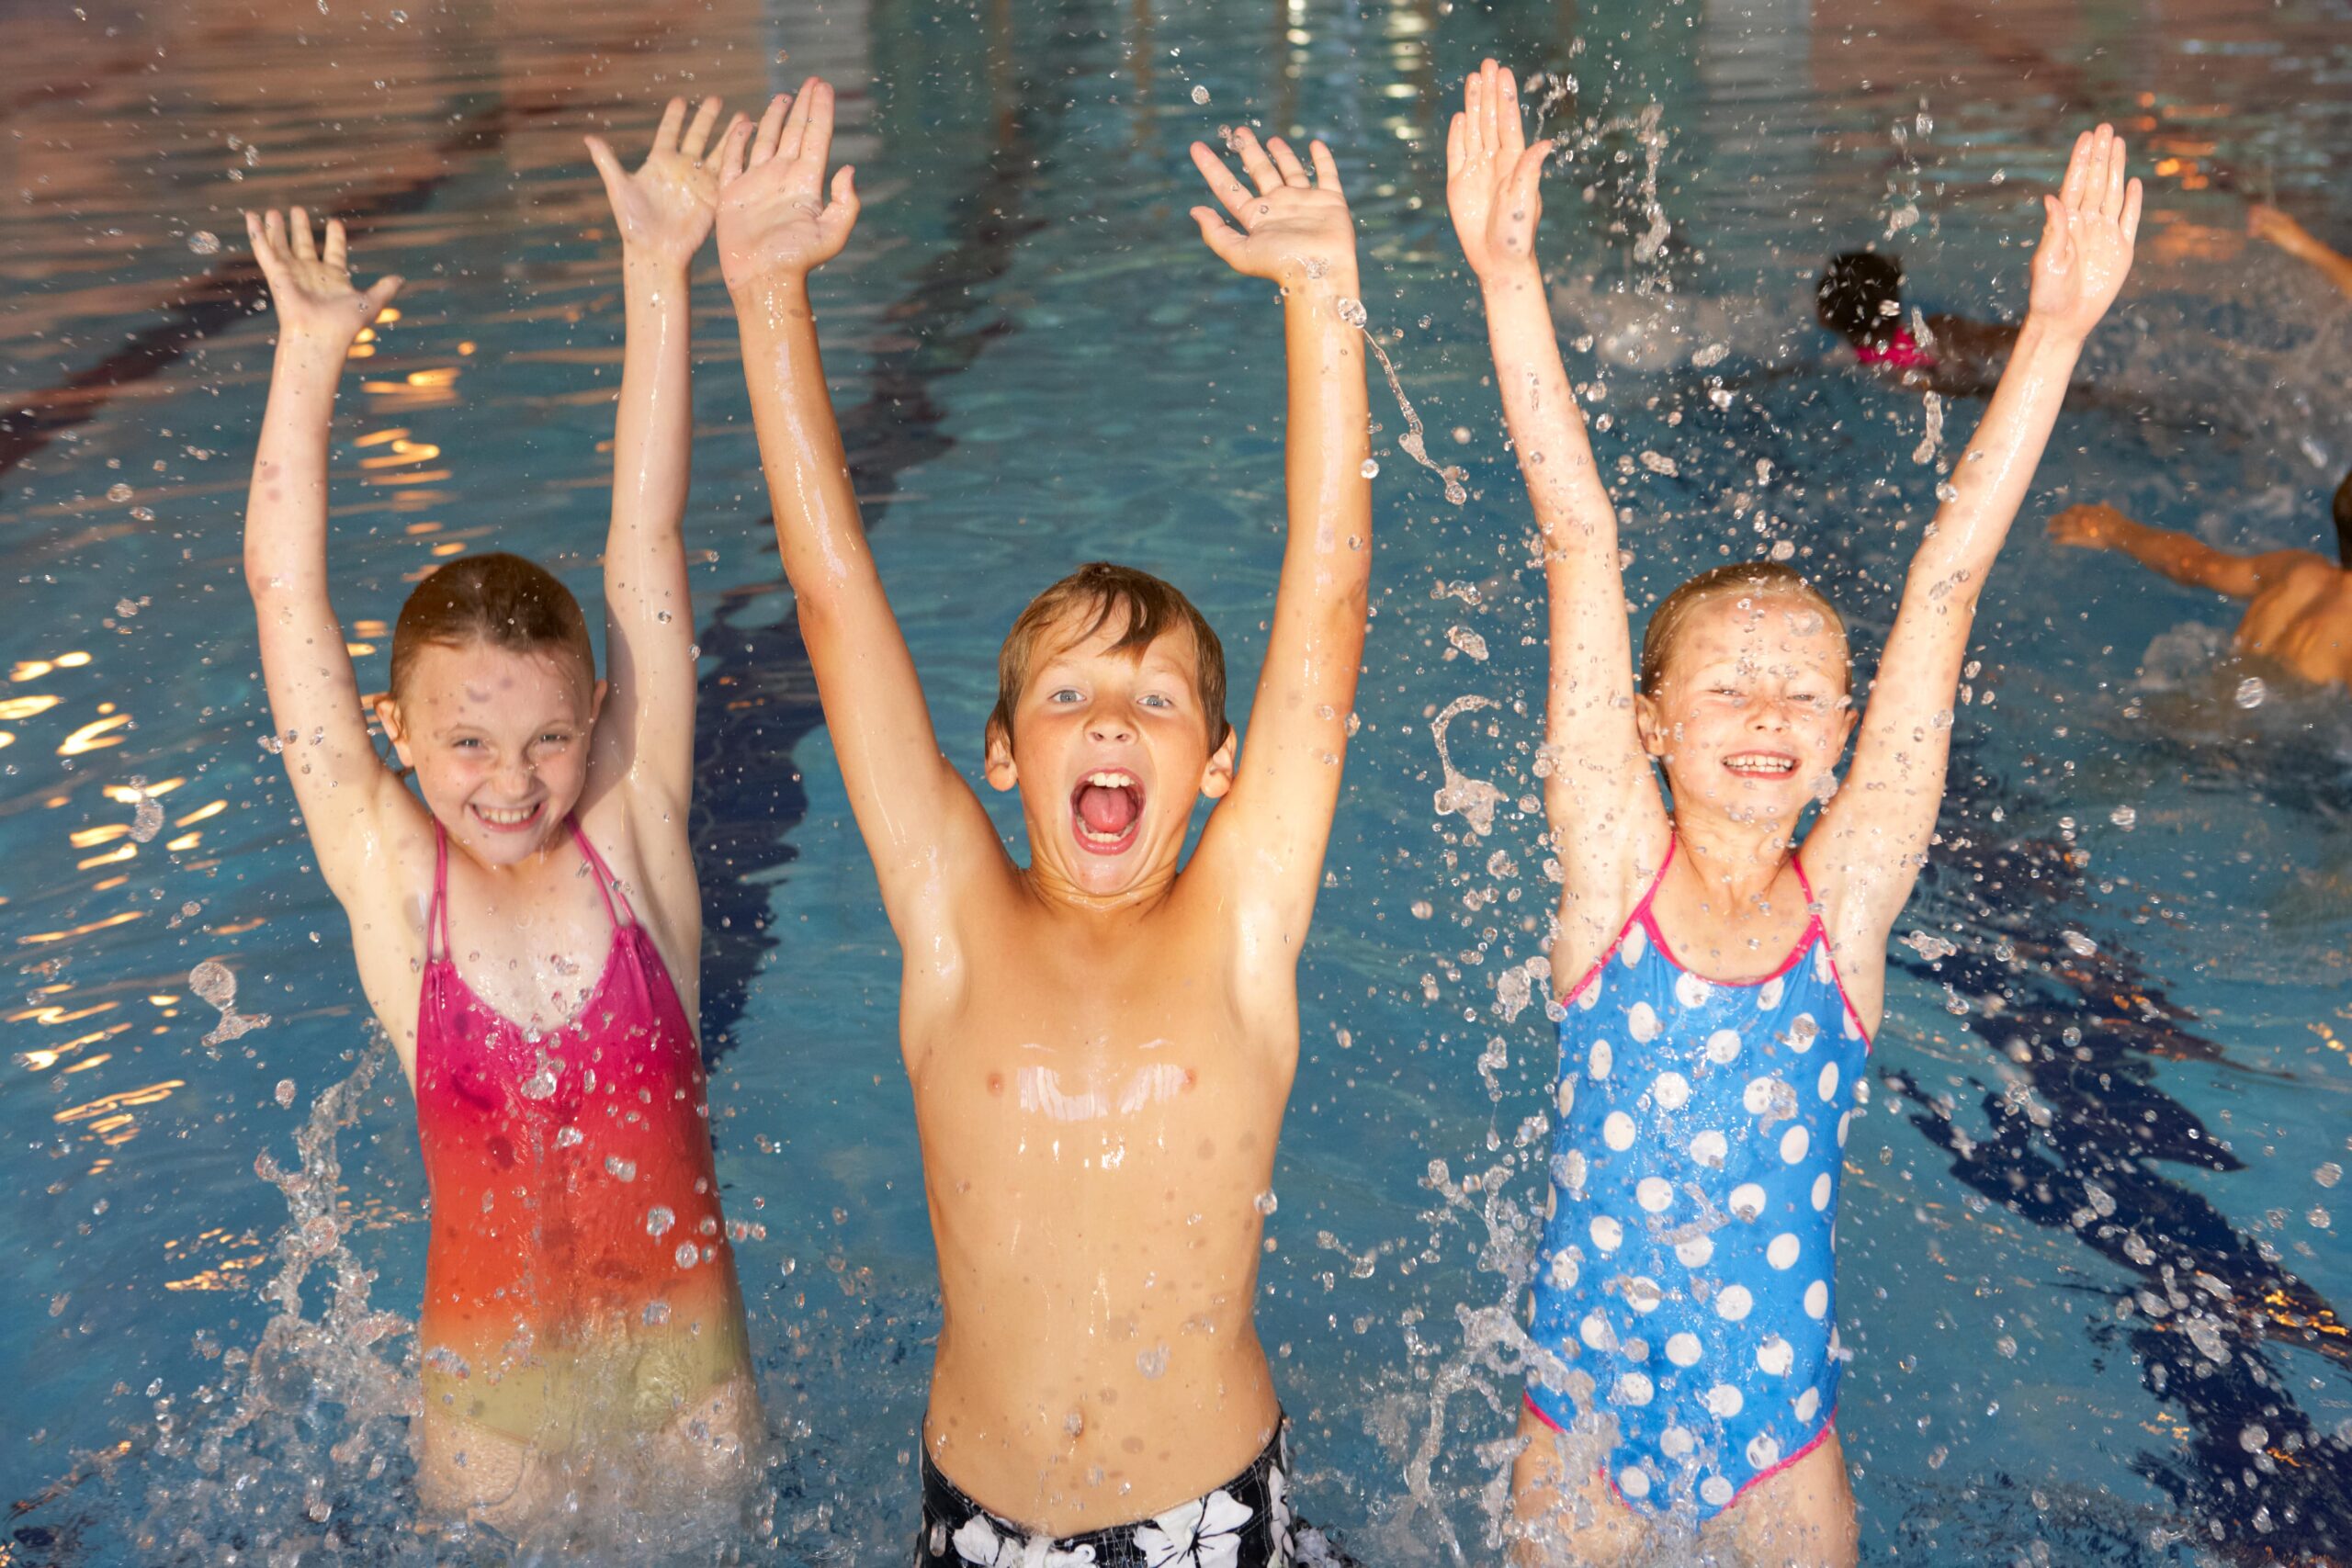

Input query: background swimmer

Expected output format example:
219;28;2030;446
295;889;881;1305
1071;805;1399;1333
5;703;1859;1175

1445;57;2140;1565
1815;249;2020;397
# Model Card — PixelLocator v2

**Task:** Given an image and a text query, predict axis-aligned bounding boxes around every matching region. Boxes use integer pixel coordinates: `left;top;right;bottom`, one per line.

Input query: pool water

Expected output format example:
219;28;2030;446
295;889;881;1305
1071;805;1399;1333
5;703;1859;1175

4;0;2349;1562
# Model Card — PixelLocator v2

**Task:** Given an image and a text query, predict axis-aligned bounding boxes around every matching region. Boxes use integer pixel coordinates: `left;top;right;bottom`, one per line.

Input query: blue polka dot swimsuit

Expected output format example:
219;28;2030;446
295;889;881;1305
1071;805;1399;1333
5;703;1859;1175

1526;839;1871;1520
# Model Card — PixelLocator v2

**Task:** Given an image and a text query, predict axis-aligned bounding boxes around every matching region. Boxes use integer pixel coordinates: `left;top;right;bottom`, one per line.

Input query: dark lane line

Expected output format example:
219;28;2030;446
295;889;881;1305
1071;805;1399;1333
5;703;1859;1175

1887;738;2351;1562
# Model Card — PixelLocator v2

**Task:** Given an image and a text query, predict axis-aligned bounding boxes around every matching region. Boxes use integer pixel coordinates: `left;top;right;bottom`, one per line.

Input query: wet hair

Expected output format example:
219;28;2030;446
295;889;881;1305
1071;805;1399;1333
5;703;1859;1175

1638;561;1849;696
389;552;595;700
1816;251;1905;346
989;562;1229;751
2335;466;2352;568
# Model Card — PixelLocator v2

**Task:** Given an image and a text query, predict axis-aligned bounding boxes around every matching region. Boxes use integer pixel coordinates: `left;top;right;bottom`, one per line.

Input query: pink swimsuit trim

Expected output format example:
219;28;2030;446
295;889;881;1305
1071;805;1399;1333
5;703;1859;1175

1855;326;1937;370
1522;1393;1842;1515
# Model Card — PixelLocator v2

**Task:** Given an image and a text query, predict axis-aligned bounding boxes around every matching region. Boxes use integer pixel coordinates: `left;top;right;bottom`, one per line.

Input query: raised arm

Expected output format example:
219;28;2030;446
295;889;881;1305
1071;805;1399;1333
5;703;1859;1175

2049;502;2319;598
716;81;1004;935
1446;61;1669;976
1182;127;1371;948
241;208;410;902
2250;204;2352;299
1809;127;2140;957
583;96;741;820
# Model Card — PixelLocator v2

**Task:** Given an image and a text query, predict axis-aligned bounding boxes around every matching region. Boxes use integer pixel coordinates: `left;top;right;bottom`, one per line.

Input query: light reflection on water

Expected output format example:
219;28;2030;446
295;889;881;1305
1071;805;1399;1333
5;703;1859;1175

1;0;2348;1562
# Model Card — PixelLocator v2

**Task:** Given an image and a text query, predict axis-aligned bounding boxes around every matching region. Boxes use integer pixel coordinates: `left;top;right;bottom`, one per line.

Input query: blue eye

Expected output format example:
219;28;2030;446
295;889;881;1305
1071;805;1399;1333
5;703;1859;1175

1048;688;1082;704
1139;694;1172;709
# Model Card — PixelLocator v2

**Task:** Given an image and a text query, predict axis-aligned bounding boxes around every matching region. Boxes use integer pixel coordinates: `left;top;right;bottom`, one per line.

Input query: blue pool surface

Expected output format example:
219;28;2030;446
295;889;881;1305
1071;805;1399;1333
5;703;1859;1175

2;0;2349;1561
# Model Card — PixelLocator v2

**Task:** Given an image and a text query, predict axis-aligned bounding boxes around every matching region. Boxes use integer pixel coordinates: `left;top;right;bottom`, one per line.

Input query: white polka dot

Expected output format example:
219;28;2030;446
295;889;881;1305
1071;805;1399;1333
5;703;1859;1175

1705;1383;1744;1417
1816;1063;1838;1101
1613;1372;1655;1407
1787;1012;1819;1053
1577;977;1602;1010
1674;1235;1714;1268
1700;1475;1735;1507
1804;1279;1828;1319
1742;1076;1780;1116
1666;1332;1702;1367
1623;925;1649;966
1676;972;1713;1011
1810;1171;1832;1211
1729;1182;1766;1221
1548;1249;1578;1290
1556;1077;1577;1117
1767;1233;1800;1270
1813;945;1835;985
1747;1433;1782;1472
1688;1129;1728;1168
1652;1072;1690;1111
1705;1029;1742;1066
1627;1002;1660;1043
1544;1184;1558;1219
1590;1215;1624;1252
1838;1111;1852;1148
1844;1008;1863;1040
1660;1424;1695;1459
1623;1276;1664;1314
1580;1312;1615;1350
1636;1177;1674;1213
1715;1284;1754;1322
1603;1111;1636;1151
1794;1387;1821;1425
1618;1465;1651;1500
1589;1040;1613;1080
1781;1125;1811;1164
1756;1335;1792;1377
1758;976;1784;1010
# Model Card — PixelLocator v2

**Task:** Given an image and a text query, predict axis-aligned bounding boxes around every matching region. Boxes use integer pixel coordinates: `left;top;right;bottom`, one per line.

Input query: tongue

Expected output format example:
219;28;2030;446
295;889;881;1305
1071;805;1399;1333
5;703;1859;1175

1077;784;1139;836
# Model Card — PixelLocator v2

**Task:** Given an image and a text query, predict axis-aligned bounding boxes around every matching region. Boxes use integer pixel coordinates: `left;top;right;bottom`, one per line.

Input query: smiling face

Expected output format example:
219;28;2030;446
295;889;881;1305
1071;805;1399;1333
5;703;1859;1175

984;606;1235;899
379;638;605;866
1635;589;1855;829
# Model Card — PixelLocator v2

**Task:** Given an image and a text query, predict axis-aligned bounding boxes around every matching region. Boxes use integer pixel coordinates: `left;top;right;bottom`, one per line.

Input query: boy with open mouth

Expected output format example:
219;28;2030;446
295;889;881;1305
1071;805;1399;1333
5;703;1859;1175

715;78;1371;1562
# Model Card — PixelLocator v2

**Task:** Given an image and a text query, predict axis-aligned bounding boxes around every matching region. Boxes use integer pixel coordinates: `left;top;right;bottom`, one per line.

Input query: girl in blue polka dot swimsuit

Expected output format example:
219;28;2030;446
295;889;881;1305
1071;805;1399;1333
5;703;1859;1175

1443;59;2142;1564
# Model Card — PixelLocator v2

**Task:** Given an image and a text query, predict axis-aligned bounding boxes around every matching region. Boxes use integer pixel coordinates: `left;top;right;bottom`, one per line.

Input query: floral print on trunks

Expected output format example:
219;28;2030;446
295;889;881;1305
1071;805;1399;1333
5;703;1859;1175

915;1425;1305;1568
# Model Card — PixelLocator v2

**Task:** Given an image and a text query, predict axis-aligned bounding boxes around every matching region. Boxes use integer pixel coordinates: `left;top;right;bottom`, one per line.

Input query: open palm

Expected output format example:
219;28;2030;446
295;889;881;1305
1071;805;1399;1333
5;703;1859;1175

715;78;860;292
1187;126;1355;287
1445;60;1555;283
587;96;741;266
245;207;402;346
2028;125;2141;338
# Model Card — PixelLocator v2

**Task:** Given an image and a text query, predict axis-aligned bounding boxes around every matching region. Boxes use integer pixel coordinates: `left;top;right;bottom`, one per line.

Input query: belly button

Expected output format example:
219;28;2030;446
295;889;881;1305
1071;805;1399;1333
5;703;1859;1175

986;1072;1003;1095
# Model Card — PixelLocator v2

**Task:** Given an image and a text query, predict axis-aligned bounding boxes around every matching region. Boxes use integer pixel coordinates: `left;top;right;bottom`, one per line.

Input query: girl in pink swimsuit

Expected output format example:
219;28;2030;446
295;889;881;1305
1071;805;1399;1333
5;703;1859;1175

241;97;760;1529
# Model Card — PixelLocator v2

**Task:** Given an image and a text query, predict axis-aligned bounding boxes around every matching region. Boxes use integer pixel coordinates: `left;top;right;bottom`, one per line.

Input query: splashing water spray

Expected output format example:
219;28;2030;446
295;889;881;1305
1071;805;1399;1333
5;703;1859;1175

188;957;269;1049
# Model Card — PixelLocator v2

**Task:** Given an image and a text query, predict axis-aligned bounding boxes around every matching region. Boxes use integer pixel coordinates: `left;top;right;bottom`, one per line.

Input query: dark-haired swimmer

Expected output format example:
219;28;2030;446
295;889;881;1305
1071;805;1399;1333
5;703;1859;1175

2049;468;2352;692
1816;249;2021;397
240;99;762;1530
715;78;1367;1563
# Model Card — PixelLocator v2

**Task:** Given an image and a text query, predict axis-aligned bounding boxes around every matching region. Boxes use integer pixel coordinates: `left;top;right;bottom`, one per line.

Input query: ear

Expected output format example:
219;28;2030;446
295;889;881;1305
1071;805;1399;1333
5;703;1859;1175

1198;725;1238;800
983;716;1018;793
376;694;415;770
1633;692;1671;760
590;677;608;726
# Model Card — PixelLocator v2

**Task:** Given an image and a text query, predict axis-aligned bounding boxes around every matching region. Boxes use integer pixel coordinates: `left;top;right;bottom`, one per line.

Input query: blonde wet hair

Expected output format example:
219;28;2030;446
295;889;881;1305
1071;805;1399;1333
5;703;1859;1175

1637;561;1849;696
989;562;1229;750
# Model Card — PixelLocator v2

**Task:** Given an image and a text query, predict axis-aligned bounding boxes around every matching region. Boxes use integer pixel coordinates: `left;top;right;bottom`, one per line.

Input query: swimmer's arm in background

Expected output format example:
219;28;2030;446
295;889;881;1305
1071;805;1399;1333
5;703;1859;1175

1181;126;1370;957
583;96;744;835
718;80;1009;945
2250;204;2352;299
1446;61;1670;972
241;208;409;902
2047;504;2324;598
1809;127;2141;972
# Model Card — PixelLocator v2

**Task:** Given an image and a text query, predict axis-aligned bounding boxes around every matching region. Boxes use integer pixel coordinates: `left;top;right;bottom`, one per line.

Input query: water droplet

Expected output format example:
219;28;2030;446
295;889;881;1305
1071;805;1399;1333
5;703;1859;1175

645;1204;675;1237
274;1078;297;1108
2109;805;2137;829
674;1240;700;1268
187;231;220;256
2060;931;2098;957
555;1125;583;1147
1253;1189;1278;1216
605;1155;638;1181
2316;1163;2342;1189
107;482;134;503
1637;450;1678;477
1409;900;1432;919
1445;626;1488;661
1190;85;1210;105
1768;539;1794;562
1360;458;1379;479
2234;676;2267;709
1136;1343;1170;1378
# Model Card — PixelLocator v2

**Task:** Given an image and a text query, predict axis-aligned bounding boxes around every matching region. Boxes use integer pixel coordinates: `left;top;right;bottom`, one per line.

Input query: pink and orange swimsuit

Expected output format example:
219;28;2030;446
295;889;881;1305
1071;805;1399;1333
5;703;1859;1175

414;818;751;1447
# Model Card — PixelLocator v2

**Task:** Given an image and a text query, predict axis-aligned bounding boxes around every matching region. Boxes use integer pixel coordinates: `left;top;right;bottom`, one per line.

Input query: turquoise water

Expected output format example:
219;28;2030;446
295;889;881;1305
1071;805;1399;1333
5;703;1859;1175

4;0;2350;1561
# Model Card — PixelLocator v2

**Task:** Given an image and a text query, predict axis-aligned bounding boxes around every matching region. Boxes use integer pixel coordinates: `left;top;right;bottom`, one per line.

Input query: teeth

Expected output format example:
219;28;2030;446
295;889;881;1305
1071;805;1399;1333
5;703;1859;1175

1084;771;1136;789
477;804;537;825
1725;756;1794;774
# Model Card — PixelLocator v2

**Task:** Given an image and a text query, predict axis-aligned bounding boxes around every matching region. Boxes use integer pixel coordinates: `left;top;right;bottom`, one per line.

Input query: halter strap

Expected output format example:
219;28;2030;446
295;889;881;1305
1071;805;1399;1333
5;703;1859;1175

428;824;452;962
567;817;635;931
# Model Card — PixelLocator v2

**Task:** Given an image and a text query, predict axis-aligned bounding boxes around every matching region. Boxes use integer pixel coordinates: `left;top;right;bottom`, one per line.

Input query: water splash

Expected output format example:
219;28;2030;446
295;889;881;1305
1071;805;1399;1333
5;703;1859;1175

188;958;269;1049
1429;696;1505;836
1340;297;1467;505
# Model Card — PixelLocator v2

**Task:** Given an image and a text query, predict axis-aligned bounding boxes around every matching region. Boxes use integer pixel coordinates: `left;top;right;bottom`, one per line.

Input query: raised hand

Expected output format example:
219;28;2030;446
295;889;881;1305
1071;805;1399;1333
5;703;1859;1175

245;207;402;349
715;78;860;293
1445;59;1555;284
2026;125;2141;340
1187;126;1357;288
587;96;742;267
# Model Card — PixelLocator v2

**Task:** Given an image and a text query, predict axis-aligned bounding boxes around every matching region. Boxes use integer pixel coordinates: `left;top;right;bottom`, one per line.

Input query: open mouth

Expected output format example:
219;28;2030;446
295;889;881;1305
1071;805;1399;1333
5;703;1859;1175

471;801;547;833
1722;751;1797;779
1069;769;1144;855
